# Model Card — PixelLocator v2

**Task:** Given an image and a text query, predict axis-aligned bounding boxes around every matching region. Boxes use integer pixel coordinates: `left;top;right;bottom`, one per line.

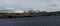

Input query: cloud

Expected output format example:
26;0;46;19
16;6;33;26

0;0;60;12
43;0;60;12
0;0;48;7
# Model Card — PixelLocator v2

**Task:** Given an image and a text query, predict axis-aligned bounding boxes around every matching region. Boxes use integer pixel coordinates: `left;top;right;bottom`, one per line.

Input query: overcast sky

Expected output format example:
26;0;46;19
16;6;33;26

0;0;60;12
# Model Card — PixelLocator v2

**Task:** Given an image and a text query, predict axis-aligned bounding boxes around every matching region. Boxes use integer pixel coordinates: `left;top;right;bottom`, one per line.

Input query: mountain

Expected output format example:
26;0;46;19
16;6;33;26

0;7;24;13
0;9;14;13
24;9;41;13
14;10;24;13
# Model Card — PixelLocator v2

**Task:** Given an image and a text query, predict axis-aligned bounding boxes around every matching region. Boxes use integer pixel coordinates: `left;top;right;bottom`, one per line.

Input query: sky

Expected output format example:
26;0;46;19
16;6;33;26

0;0;60;12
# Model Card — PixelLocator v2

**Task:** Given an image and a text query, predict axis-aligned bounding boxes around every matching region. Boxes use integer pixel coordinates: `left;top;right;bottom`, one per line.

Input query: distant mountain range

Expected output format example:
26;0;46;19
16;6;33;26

0;8;60;13
0;6;60;13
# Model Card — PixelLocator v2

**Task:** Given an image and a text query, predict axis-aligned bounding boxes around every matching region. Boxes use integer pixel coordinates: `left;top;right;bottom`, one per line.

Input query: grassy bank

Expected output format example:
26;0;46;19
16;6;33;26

0;13;59;18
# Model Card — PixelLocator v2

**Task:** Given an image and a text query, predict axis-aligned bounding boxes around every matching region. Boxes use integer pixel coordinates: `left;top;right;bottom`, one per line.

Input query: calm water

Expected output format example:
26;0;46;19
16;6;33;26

0;16;60;26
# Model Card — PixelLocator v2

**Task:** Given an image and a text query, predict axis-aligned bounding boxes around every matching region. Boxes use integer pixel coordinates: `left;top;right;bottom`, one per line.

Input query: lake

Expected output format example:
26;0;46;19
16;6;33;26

0;16;60;26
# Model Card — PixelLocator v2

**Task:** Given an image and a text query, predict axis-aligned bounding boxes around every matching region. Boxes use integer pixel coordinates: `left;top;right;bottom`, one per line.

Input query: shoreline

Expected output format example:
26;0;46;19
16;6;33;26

0;13;59;18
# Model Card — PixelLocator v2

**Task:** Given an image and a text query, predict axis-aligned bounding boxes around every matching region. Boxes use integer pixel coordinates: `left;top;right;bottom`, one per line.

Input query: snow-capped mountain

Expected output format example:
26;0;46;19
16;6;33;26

0;7;47;13
14;10;24;13
24;9;41;13
0;7;24;13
